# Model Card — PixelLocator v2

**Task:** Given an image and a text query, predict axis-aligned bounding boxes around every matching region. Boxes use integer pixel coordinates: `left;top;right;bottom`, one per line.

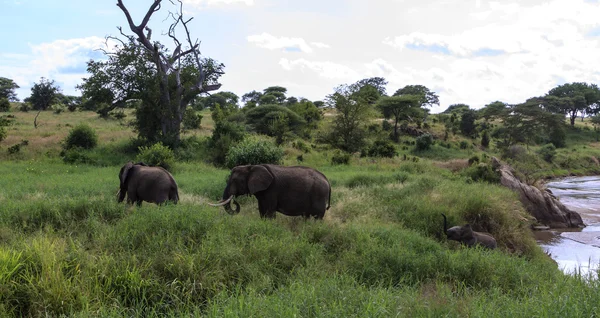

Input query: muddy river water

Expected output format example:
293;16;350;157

536;176;600;276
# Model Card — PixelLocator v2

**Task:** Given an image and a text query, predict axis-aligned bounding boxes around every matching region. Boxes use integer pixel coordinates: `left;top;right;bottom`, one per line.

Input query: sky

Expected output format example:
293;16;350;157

2;0;600;113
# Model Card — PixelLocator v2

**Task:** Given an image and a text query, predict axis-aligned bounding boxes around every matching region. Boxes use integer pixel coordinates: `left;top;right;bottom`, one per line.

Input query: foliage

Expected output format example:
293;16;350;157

459;109;478;137
0;77;20;101
63;124;98;150
62;147;95;165
51;103;66;114
244;105;305;137
18;102;30;112
481;130;490;148
462;163;501;184
546;82;600;126
182;108;203;131
24;77;61;110
377;95;422;141
136;142;176;171
331;150;351;165
538;143;557;163
0;126;5;142
195;91;239;111
78;1;225;147
364;139;397;158
480;101;508;121
209;120;247;166
393;84;440;108
415;133;434;151
0;97;10;112
269;112;292;145
287;99;322;132
323;83;376;152
442;103;470;115
225;136;284;168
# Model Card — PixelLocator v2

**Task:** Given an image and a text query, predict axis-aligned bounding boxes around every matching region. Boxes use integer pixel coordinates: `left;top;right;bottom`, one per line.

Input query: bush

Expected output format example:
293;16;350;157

292;140;311;153
50;103;66;114
7;144;20;154
415;133;433;151
183;108;202;130
481;130;490;148
225;137;284;168
0;126;6;142
463;163;501;184
136;142;176;171
459;140;470;149
538;143;556;163
62;147;95;165
63;124;98;150
366;140;397;158
331;151;351;165
0;97;10;112
209;121;247;166
468;155;480;165
18;102;30;112
109;109;127;120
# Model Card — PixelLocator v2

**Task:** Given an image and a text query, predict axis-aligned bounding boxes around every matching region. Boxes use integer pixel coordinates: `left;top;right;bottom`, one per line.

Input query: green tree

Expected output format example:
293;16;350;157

442;103;470;115
591;114;600;141
197;91;239;111
25;77;60;111
377;95;422;141
0;77;20;101
287;99;322;130
324;83;376;152
393;85;440;108
479;101;508;121
546;82;600;126
244;105;305;137
80;0;224;147
261;86;287;105
460;109;478;137
241;90;262;108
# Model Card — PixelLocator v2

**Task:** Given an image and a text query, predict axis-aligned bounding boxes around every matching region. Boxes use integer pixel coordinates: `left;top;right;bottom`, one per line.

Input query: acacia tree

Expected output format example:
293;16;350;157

377;95;421;141
546;82;600;126
0;77;20;102
81;0;224;146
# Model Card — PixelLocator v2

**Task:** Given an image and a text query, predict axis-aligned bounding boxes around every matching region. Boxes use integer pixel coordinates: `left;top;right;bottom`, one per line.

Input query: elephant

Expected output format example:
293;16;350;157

117;161;179;206
209;164;331;219
442;213;497;249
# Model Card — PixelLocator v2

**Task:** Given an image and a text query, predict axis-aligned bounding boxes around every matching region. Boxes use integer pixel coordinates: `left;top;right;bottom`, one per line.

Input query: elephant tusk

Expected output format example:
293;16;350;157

208;195;234;207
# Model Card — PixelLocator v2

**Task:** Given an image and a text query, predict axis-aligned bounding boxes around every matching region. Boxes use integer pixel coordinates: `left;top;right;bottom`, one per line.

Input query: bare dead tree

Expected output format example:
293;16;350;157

115;0;223;144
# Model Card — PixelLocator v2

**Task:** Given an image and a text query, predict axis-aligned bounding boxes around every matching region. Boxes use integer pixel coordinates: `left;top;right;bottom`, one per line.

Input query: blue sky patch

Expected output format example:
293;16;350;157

472;48;505;57
406;43;450;55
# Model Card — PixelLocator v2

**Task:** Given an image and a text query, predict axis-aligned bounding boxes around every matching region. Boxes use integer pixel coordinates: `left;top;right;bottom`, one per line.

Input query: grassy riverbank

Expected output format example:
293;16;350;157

1;109;600;316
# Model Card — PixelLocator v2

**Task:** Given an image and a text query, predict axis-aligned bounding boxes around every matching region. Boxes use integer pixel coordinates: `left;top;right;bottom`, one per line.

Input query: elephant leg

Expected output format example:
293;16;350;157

257;196;276;219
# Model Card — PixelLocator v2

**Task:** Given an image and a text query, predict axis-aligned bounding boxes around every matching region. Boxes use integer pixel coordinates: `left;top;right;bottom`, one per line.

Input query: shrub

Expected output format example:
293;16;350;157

63;124;98;150
292;140;311;153
415;133;433;151
109;109;127;120
463;163;501;184
538;143;556;163
62;147;95;165
481;130;490;148
18;102;30;112
366;140;397;158
183;108;202;130
225;137;284;168
459;140;470;149
50;103;66;114
0;97;10;112
209;120;247;166
136;142;176;171
0;126;6;142
468;155;480;165
7;144;20;154
331;151;351;165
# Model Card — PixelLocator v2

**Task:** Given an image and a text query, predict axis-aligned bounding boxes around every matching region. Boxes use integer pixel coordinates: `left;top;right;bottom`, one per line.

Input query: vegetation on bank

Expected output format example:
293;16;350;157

0;107;600;316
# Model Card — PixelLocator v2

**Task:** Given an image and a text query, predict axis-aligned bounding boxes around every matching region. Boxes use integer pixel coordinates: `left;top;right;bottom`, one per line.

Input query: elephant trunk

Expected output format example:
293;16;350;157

223;183;241;215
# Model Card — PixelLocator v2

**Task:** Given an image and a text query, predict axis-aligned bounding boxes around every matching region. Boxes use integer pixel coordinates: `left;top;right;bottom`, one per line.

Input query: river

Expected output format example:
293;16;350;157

536;176;600;277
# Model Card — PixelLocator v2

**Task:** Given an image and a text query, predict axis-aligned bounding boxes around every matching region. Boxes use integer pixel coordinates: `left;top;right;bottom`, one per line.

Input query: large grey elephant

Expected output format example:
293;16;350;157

210;164;331;219
442;213;497;249
117;162;179;206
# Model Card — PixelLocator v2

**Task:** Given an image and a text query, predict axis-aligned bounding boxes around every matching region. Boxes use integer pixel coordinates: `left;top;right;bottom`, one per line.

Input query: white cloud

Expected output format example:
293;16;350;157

0;36;117;98
279;58;360;80
247;33;331;53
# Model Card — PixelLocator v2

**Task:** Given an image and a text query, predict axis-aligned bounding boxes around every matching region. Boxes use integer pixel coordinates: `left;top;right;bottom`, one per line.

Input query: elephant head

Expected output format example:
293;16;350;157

208;165;274;215
442;213;497;249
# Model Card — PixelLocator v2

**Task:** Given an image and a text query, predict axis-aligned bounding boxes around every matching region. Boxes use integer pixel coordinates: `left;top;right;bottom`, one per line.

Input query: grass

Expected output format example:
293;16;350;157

1;109;600;316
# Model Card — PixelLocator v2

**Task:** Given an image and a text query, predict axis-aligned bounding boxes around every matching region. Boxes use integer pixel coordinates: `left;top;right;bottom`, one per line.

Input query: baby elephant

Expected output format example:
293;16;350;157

442;213;497;249
117;162;179;206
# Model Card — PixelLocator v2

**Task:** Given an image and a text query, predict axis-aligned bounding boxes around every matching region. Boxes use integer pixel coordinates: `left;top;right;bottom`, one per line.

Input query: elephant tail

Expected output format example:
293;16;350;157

326;185;331;210
171;187;179;205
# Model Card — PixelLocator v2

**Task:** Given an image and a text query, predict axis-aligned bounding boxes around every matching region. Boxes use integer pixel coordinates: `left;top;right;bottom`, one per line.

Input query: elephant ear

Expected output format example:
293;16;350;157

120;162;135;188
248;165;274;194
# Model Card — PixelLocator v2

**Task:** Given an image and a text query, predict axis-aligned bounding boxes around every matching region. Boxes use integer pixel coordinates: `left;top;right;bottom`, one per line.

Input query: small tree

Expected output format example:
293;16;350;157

481;130;490;148
24;77;61;128
377;95;422;141
0;77;20;102
460;109;478;137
